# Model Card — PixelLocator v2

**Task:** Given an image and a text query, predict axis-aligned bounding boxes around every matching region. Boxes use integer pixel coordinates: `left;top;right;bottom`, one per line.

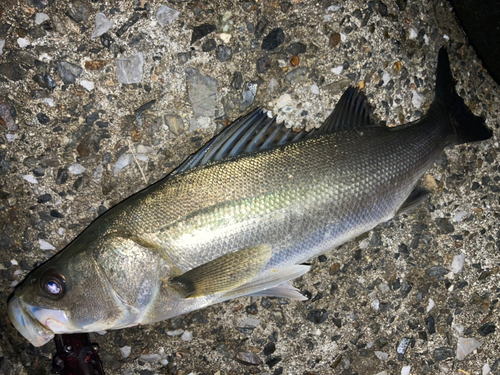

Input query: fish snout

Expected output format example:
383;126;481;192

7;295;55;347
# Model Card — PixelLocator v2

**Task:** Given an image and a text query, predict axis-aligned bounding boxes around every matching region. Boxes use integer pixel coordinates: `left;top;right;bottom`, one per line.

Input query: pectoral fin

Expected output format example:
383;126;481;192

169;245;272;299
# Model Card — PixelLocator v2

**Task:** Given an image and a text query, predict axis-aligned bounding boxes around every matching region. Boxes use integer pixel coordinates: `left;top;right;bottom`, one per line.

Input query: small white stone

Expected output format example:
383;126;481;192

452;252;466;274
167;329;184;336
10;280;19;287
136;144;154;154
58;228;65;236
69;163;86;175
35;13;50;25
267;110;273;118
0;39;5;55
136;154;148;162
112;154;134;175
374;351;388;361
359;238;370;249
239;318;260;327
327;5;340;12
276;93;292;109
456;337;483;360
120;346;131;358
452;324;464;335
156;5;180;27
310;84;320;95
80;80;94;91
378;283;390;294
23;175;37;184
39;239;56;250
382;72;391;86
412;90;423;108
331;65;343;75
401;366;411;375
424;35;429;45
6;134;18;142
483;363;491;375
96;331;107;335
181;330;193;341
268;77;278;93
91;13;112;39
443;34;449;40
17;38;30;48
340;33;347;42
42;98;55;107
453;209;467;222
426;298;435;313
11;259;18;265
409;28;418;39
139;353;161;362
371;299;380;311
93;164;103;181
375;372;388;375
14;270;23;276
116;53;144;84
219;33;231;43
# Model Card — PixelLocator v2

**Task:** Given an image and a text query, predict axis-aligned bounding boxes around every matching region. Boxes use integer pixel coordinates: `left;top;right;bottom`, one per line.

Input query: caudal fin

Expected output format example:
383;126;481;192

435;47;492;144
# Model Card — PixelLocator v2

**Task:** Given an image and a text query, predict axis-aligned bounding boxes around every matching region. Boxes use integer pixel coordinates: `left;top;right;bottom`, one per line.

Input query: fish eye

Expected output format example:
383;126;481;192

40;270;66;298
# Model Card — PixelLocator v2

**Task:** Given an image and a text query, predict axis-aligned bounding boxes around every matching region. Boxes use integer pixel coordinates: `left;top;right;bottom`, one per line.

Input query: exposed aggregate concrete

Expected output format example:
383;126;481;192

0;0;499;374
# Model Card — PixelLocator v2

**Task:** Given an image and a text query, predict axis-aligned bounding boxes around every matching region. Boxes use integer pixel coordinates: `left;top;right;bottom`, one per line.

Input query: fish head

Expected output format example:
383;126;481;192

8;232;162;347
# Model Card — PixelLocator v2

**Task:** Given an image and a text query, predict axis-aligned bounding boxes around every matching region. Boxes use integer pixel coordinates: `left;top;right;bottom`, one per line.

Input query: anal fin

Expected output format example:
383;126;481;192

396;186;431;215
215;264;310;303
169;245;272;299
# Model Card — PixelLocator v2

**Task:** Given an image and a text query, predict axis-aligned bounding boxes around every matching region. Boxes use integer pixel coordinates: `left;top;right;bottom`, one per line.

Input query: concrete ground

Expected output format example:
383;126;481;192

0;0;499;374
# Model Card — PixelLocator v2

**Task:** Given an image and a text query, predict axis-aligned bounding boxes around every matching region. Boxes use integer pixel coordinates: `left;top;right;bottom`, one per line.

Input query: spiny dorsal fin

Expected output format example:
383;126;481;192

173;87;377;175
168;244;272;299
172;108;311;174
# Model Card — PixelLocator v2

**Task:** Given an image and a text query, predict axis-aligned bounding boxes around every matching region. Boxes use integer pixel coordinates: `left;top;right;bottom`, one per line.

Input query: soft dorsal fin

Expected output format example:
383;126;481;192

173;87;377;175
319;86;377;133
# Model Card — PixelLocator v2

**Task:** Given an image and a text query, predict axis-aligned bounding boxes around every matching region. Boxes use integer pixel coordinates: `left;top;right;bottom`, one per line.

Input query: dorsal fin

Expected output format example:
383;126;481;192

319;86;377;133
172;108;311;174
173;87;378;175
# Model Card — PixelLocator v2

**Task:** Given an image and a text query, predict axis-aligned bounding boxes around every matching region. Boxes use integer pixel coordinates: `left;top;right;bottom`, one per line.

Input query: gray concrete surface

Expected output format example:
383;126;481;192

0;0;499;374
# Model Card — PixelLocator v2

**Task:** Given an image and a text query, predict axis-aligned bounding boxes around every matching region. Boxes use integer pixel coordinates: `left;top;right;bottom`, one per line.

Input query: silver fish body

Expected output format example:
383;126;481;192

8;48;492;347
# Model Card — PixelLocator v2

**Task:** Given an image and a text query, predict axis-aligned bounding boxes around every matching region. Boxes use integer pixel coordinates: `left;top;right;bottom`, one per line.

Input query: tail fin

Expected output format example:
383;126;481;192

434;47;492;144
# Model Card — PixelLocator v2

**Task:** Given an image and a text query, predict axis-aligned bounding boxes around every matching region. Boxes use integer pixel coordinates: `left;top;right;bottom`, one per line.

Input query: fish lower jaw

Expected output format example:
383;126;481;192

7;296;55;347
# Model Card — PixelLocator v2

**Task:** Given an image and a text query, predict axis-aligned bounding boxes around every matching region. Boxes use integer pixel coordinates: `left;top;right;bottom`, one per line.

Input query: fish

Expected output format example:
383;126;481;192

8;48;492;347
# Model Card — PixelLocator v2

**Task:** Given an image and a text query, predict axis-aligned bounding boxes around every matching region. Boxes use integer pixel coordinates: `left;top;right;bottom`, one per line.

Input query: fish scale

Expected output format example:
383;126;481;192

118;121;449;276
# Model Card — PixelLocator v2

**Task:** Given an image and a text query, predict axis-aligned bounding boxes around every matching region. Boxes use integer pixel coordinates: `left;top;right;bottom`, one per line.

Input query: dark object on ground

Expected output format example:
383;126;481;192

448;0;500;85
52;333;104;375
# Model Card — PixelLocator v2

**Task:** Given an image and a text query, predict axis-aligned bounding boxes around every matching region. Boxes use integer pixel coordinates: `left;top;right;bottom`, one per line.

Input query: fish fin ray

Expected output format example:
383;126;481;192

396;186;431;215
319;86;378;133
245;281;308;300
168;244;272;299
172;87;379;175
214;265;310;303
433;47;492;144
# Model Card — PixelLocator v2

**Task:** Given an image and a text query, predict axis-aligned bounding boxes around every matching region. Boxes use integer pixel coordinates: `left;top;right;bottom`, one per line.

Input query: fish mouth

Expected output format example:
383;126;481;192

7;295;55;347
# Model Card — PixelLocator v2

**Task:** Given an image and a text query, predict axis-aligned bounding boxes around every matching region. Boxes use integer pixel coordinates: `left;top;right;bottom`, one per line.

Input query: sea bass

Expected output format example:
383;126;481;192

8;48;492;347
